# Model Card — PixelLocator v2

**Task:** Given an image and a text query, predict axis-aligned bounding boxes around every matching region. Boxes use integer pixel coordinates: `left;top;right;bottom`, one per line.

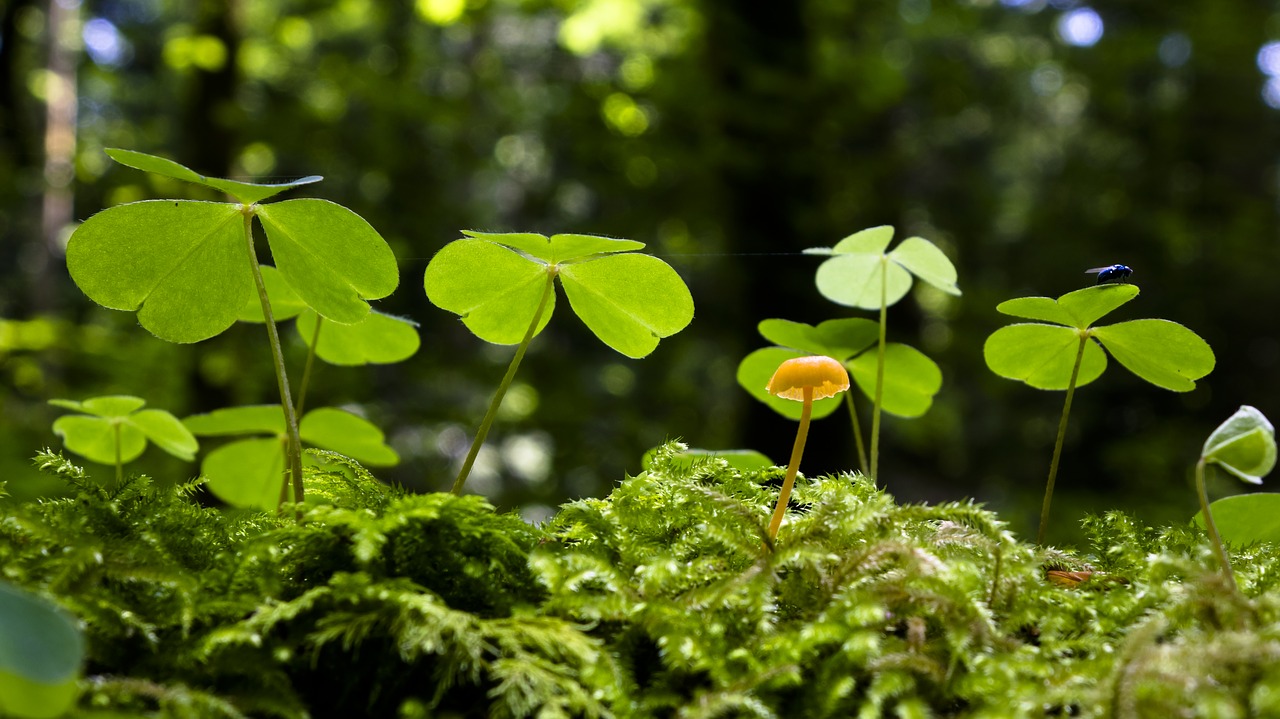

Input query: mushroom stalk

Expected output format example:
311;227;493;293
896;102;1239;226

768;386;813;540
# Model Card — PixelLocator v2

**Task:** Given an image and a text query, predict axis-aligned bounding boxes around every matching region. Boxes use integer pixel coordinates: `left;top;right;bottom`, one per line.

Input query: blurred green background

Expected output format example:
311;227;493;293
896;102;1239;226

1;0;1277;543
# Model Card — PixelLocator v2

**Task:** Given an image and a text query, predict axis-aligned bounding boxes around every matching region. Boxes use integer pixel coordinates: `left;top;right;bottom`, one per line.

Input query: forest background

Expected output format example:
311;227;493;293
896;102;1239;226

1;0;1277;543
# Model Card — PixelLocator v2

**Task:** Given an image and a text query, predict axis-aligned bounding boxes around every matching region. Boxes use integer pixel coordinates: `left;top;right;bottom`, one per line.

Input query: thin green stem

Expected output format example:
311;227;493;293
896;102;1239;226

114;422;122;485
768;387;813;540
1037;331;1089;544
870;256;887;481
242;207;305;507
842;391;869;475
1196;457;1239;594
295;317;323;418
451;268;557;495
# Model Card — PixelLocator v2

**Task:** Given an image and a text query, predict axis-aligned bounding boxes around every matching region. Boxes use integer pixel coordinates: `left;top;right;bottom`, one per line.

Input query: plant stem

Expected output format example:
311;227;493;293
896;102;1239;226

768;387;813;540
1037;331;1088;544
842;391;869;475
295;317;323;418
241;207;305;507
870;256;887;481
1196;457;1239;594
451;268;557;495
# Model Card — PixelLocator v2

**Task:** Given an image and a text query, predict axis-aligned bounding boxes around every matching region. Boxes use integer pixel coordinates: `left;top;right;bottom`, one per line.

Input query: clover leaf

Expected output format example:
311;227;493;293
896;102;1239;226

49;395;197;482
984;282;1214;543
184;405;399;510
1192;405;1277;594
802;226;958;480
806;226;961;310
67;148;401;506
426;230;694;495
426;230;691;358
985;285;1214;392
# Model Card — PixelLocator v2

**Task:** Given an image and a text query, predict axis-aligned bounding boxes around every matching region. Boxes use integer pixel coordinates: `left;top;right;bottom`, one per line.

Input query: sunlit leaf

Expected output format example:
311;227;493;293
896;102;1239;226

848;343;943;417
130;409;199;462
887;236;961;296
51;416;146;465
296;309;420;366
66;201;253;343
425;239;554;344
183;405;286;436
106;148;321;204
0;581;82;719
203;438;286;509
1092;319;1215;392
188;405;398;509
1194;493;1280;545
255;199;399;324
1055;284;1141;328
757;318;879;359
50;397;196;465
814;254;912;310
299;408;399;466
983;324;1107;390
559;253;694;358
997;284;1139;329
463;230;645;264
1201;405;1276;484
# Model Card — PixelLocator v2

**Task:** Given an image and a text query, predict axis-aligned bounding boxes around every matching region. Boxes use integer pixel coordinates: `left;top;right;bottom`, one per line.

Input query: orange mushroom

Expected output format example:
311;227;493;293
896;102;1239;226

765;355;851;541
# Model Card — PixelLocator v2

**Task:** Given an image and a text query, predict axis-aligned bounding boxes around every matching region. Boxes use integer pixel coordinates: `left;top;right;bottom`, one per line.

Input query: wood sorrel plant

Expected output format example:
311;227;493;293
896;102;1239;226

426;231;694;495
737;318;942;474
1192;405;1276;594
804;226;960;480
65;149;398;506
49;395;196;484
984;282;1215;543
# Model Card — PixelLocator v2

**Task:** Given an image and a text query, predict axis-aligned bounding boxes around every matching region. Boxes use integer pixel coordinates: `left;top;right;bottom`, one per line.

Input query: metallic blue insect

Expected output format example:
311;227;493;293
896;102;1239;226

1086;264;1133;285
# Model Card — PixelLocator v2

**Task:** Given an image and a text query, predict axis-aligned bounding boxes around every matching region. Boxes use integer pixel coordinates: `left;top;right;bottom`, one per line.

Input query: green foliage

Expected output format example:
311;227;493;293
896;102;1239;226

738;318;942;420
805;226;961;309
425;230;693;359
67;150;397;344
530;442;1280;716
985;284;1215;392
183;406;398;509
0;580;83;719
7;447;1280;715
1193;406;1278;593
642;445;774;472
800;226;959;479
48;396;197;482
1197;494;1280;546
3;450;610;718
984;283;1215;543
1202;405;1277;485
426;229;696;496
294;309;420;366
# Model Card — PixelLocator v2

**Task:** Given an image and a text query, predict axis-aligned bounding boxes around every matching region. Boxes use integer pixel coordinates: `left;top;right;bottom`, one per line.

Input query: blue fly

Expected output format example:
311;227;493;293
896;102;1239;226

1086;264;1132;285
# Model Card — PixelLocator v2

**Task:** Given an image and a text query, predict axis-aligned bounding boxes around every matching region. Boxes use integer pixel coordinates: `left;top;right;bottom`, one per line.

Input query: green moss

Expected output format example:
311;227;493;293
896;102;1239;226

5;444;1280;717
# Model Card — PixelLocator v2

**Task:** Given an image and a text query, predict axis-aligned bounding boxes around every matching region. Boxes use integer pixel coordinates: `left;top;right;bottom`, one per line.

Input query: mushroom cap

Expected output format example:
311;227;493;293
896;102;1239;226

766;355;851;401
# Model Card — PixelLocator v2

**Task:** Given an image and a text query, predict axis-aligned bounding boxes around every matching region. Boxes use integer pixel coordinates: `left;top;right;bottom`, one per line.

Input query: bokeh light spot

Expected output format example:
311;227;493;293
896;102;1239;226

83;18;126;67
602;93;649;136
1057;7;1103;47
1159;33;1191;68
1257;42;1280;76
416;0;465;26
